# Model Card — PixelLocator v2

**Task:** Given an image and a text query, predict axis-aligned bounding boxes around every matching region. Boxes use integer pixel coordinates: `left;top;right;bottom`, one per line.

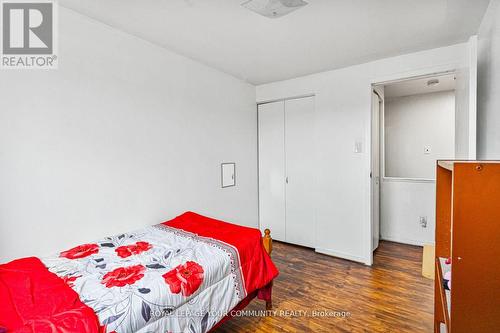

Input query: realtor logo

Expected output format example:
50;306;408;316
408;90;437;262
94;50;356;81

1;0;57;69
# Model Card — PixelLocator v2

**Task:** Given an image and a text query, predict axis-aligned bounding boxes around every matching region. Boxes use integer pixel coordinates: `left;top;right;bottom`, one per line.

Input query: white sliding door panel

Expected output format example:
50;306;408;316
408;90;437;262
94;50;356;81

284;97;315;248
258;101;286;241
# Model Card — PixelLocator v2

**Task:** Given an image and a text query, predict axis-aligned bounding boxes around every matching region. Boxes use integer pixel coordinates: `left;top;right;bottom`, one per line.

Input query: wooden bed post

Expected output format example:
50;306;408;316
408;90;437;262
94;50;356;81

262;229;273;311
262;229;272;255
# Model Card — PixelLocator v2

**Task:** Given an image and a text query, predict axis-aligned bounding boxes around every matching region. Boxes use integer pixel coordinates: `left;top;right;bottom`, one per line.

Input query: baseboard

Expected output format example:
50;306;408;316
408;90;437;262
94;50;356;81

380;235;435;247
314;247;367;265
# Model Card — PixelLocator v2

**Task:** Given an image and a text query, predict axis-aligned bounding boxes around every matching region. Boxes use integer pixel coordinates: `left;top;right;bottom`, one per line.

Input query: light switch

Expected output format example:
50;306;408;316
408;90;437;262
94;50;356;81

354;141;363;153
424;146;431;155
420;216;428;228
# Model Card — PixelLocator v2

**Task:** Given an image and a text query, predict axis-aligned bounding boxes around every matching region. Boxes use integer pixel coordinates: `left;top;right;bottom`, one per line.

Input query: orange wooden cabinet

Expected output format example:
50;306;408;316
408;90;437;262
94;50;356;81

434;161;500;333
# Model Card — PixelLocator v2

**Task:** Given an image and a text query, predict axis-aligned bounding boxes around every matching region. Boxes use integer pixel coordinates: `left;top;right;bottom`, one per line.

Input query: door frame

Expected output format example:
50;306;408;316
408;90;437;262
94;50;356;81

367;58;477;265
371;89;383;252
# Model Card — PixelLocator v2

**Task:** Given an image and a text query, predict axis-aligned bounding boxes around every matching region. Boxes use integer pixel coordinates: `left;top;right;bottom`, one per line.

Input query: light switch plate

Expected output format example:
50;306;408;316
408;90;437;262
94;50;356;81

419;216;428;228
354;141;363;153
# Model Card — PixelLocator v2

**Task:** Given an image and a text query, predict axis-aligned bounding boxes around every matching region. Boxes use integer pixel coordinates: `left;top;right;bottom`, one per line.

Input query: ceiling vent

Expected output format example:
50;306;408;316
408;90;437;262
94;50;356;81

241;0;308;18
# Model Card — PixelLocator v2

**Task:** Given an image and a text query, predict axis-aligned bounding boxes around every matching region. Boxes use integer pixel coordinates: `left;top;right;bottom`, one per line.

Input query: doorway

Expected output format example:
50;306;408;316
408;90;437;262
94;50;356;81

371;72;459;251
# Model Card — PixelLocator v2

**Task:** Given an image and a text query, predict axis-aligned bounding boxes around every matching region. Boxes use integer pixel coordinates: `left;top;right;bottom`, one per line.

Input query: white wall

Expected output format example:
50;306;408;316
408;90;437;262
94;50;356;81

0;8;258;263
380;180;436;246
384;91;456;179
478;0;500;158
257;43;468;264
381;91;455;246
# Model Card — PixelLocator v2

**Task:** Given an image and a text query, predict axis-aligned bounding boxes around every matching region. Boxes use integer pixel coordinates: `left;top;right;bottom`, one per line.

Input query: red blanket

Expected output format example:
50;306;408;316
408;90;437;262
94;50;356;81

164;212;279;295
0;257;102;333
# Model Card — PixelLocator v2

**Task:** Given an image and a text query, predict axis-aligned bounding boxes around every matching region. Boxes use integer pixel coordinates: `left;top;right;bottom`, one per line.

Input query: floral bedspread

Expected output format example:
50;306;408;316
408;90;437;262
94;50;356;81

42;224;246;333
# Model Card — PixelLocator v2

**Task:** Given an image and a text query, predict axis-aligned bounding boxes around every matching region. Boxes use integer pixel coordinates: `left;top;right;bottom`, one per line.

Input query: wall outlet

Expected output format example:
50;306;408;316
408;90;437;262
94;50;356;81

419;216;428;228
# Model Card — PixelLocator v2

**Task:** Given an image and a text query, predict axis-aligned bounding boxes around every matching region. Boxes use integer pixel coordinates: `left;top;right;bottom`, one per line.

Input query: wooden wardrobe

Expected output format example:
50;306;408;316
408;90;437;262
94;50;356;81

435;161;500;333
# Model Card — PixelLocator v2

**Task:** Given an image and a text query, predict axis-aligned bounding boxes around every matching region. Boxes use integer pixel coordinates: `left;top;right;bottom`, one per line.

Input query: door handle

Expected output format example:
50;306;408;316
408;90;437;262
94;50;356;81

286;176;289;184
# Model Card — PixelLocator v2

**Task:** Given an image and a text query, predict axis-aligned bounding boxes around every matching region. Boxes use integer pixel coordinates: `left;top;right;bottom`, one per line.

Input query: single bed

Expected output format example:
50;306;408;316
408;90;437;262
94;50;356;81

0;212;278;333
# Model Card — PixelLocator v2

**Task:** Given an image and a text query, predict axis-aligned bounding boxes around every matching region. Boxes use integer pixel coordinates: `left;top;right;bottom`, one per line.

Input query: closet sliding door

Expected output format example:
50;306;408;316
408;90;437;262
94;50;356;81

285;96;315;248
258;101;286;241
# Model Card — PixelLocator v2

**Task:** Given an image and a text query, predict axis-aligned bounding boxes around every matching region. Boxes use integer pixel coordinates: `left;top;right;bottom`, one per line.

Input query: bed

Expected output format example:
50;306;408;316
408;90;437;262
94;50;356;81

0;212;278;333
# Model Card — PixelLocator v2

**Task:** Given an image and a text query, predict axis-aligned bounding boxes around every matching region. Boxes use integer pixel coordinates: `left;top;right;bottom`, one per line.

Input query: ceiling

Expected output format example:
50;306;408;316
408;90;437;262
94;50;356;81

384;73;456;99
59;0;491;85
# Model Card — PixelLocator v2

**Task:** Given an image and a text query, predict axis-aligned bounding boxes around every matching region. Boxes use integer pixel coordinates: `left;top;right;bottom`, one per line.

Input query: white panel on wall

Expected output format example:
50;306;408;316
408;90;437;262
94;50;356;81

221;163;236;188
380;180;436;246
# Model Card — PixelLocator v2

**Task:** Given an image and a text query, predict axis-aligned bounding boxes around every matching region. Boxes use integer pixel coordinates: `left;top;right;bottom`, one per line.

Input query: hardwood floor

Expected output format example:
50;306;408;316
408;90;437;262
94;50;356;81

214;241;433;333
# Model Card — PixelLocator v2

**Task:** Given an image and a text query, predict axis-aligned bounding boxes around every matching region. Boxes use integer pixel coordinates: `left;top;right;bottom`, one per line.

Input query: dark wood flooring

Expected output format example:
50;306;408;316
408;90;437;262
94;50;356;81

214;241;433;333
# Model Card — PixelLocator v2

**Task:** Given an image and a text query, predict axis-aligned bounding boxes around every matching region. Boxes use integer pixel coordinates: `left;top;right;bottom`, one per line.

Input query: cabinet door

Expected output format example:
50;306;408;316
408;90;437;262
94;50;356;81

285;96;315;248
258;101;286;241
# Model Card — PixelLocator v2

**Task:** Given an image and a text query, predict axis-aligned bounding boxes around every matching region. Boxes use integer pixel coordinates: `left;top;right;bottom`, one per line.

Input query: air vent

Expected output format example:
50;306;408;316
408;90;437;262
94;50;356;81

427;79;440;87
242;0;308;19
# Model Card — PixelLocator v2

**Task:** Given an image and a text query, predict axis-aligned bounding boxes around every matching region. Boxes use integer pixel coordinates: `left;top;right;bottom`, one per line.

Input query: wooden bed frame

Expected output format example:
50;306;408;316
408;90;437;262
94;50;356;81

262;228;272;256
262;228;273;310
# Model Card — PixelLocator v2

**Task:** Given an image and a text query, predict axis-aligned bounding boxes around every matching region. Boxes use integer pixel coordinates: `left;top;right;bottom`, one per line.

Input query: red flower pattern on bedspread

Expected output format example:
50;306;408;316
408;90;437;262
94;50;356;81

115;241;152;258
60;243;99;259
163;261;204;296
102;265;146;288
62;275;81;288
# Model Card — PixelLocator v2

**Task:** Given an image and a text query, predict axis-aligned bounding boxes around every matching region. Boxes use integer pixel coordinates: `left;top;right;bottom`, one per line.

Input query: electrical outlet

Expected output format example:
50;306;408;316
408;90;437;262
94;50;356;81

419;216;428;228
